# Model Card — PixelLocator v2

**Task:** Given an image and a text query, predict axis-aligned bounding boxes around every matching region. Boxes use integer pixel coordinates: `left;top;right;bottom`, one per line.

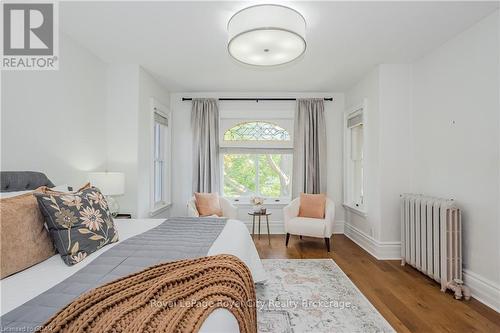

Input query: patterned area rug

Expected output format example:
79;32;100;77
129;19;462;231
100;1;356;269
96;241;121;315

256;259;395;333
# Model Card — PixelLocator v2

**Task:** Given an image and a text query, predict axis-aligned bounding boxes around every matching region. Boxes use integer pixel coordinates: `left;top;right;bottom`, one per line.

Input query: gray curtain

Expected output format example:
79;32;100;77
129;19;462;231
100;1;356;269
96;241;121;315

292;98;327;196
191;98;220;193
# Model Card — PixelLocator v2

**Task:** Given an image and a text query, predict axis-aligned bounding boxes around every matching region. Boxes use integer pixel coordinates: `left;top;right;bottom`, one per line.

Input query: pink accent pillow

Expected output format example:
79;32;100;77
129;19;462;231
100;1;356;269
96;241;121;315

194;192;222;217
298;193;326;219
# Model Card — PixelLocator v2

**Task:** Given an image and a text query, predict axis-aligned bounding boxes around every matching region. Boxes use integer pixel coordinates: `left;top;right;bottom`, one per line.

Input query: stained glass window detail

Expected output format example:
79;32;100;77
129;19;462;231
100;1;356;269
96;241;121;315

224;121;290;141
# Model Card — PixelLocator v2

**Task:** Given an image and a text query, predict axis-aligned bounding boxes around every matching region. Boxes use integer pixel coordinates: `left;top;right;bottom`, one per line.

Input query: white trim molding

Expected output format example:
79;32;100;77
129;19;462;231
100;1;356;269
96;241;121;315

149;97;172;215
342;204;367;217
344;223;401;260
463;269;500;313
343;100;367;213
231;200;291;208
243;220;284;235
149;203;172;217
344;223;500;313
332;220;345;234
242;220;345;235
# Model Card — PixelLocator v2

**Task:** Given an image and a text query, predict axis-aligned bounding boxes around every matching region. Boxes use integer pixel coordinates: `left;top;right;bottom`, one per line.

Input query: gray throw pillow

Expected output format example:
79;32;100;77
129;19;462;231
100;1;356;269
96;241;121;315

35;187;119;265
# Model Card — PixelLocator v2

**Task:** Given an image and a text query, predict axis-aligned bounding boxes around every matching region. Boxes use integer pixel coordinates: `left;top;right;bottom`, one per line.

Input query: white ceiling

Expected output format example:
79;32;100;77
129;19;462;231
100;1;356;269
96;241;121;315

60;1;499;92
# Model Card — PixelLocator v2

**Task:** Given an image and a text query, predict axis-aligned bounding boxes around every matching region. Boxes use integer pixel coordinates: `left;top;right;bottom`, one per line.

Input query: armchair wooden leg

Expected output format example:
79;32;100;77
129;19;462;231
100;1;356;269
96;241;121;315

285;233;290;247
299;235;302;240
324;237;331;252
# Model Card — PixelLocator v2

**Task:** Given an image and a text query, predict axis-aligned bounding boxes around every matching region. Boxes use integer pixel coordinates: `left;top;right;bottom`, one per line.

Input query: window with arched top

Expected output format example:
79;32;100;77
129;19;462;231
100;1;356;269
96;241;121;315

223;121;291;141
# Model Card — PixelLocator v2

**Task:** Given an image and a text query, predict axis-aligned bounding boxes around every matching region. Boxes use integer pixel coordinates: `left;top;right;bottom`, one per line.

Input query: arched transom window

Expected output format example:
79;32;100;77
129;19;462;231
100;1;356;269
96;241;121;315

223;121;291;141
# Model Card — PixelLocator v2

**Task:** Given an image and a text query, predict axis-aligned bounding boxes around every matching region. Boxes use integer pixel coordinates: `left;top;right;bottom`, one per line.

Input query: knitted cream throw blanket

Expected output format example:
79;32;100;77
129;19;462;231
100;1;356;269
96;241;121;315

38;254;257;333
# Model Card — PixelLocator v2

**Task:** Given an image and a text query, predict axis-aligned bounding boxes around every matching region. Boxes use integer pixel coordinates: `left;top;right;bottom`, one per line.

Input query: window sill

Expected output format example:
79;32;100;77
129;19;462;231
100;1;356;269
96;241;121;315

150;203;172;217
227;198;291;207
343;203;367;217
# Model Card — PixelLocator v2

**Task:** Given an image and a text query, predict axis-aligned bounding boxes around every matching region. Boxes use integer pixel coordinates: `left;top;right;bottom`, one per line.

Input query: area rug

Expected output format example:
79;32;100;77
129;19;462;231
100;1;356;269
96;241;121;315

256;259;395;333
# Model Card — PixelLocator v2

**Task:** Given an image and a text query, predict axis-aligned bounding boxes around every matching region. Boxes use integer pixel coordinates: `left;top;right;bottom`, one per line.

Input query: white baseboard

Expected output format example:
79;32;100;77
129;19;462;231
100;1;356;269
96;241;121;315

332;220;345;234
244;218;499;313
243;220;345;235
342;224;500;313
344;223;401;260
243;220;284;234
463;269;500;313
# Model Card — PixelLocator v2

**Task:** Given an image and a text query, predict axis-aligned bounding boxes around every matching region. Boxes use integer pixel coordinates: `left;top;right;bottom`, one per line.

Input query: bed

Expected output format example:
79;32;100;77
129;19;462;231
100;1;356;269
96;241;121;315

0;172;266;332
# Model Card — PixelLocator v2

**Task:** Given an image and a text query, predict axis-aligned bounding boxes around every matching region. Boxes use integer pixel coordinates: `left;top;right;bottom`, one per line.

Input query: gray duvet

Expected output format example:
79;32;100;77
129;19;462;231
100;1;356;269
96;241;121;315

0;217;227;331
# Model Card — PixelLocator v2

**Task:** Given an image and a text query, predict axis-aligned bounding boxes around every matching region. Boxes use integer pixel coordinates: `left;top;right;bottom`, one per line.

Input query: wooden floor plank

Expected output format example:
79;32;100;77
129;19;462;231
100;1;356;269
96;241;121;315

253;234;500;333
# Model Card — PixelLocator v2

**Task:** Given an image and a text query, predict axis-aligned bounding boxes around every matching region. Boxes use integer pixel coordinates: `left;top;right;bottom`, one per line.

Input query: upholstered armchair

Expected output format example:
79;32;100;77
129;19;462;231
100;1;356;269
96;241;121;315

187;196;238;219
283;197;336;251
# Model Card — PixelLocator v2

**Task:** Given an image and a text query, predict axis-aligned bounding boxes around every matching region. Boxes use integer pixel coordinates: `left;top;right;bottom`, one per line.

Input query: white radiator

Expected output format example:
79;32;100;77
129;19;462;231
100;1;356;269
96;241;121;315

400;194;469;299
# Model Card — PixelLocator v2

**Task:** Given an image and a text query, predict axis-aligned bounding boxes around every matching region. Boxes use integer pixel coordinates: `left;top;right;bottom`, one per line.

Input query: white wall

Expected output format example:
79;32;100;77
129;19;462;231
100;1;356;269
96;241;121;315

170;92;345;233
137;68;171;218
378;65;411;242
344;64;411;252
1;36;171;219
105;65;170;218
410;10;499;309
345;10;500;310
1;33;107;187
345;67;381;238
105;65;140;216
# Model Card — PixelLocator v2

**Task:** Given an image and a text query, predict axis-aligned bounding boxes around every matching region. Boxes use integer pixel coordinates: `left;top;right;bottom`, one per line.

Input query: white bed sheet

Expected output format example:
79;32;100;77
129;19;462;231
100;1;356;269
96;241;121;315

0;218;266;333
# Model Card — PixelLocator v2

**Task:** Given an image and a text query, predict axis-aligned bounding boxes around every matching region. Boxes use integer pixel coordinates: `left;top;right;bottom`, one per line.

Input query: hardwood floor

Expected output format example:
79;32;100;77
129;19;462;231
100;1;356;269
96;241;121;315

253;234;500;333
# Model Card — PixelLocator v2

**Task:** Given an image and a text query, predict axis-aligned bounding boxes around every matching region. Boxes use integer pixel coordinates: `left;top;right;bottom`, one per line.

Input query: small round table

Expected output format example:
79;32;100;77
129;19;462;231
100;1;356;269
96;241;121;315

248;212;271;244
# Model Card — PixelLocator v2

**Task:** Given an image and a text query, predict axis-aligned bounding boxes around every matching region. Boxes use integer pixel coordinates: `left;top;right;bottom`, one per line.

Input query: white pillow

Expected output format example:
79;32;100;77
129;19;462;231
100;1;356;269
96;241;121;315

0;184;70;199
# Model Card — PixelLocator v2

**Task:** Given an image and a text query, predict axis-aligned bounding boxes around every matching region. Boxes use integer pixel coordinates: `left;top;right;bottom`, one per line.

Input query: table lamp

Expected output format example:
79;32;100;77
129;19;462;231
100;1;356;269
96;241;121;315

88;172;125;217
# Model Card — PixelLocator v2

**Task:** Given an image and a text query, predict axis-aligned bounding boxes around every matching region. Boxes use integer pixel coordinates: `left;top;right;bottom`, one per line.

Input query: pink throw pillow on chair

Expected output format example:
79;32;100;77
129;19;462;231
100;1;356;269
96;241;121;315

194;192;222;217
298;193;326;219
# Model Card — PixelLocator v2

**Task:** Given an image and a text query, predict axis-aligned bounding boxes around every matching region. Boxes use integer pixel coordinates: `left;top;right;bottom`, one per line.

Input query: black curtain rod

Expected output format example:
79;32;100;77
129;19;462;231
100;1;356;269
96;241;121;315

182;97;333;102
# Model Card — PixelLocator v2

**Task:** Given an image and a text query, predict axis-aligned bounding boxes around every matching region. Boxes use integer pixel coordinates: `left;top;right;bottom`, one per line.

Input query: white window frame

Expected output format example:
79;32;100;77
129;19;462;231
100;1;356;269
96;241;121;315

220;118;294;203
343;101;367;217
150;98;171;215
220;151;293;204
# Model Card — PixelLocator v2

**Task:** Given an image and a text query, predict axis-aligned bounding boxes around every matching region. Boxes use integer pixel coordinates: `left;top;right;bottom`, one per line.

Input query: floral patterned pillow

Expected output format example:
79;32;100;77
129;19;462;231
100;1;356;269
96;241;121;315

35;187;119;265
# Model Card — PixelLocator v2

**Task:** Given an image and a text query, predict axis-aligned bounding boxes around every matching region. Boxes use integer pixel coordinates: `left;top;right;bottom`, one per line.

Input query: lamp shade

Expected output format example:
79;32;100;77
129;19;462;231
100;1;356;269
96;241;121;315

88;172;125;196
227;4;306;66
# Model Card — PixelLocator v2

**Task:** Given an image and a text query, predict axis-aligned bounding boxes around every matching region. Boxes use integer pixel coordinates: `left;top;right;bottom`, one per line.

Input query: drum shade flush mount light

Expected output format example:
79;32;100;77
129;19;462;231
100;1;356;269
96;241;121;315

227;4;306;66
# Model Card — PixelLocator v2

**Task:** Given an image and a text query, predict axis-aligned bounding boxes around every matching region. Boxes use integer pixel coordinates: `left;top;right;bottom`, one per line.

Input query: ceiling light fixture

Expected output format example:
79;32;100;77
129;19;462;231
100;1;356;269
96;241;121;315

227;4;306;66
